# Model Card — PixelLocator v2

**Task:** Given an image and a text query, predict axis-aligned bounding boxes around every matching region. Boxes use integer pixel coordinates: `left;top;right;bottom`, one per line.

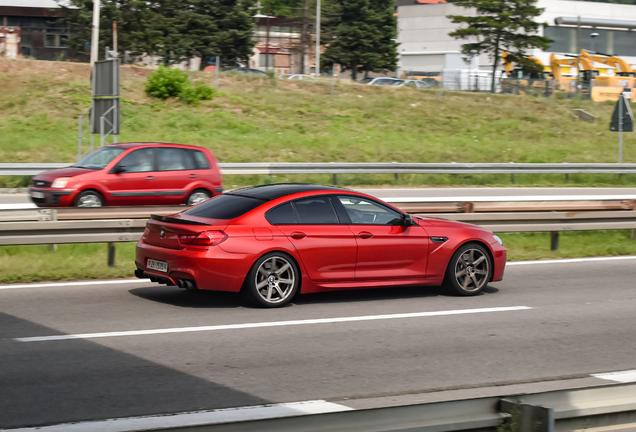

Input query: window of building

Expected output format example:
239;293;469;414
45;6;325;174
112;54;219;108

45;34;68;47
259;53;275;68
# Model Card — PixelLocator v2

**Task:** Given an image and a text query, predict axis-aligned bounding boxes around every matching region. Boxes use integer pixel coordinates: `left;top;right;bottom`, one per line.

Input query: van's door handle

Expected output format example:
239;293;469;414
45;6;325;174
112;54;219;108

290;232;307;239
189;174;198;178
358;232;373;239
145;176;155;180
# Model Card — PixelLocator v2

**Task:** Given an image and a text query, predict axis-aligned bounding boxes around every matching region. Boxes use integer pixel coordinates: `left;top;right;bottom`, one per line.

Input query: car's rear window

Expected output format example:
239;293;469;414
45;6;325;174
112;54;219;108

183;194;264;219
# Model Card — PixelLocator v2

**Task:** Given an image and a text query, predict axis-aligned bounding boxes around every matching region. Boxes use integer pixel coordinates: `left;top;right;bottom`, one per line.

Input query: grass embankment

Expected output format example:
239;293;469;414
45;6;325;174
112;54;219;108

1;231;635;283
1;58;636;188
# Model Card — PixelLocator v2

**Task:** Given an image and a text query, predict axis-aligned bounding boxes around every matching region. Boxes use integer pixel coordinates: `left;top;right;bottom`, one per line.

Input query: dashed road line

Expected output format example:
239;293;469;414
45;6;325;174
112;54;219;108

14;306;532;342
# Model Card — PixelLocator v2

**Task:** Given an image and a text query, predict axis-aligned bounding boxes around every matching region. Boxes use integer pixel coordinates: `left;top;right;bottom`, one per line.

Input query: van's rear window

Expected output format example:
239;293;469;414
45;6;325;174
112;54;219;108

183;194;265;219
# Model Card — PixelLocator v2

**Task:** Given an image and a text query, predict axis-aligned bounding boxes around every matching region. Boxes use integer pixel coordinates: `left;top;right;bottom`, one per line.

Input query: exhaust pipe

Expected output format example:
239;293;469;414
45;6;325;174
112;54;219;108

134;269;144;279
177;279;186;289
184;280;197;290
149;276;157;283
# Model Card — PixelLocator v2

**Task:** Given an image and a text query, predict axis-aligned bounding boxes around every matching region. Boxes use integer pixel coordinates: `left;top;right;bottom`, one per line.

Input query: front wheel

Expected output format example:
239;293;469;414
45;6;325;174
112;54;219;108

444;243;492;296
243;253;299;308
74;190;104;207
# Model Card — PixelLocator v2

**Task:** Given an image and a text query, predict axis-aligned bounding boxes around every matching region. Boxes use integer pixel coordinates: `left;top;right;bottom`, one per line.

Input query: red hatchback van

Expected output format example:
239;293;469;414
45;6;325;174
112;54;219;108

29;143;223;207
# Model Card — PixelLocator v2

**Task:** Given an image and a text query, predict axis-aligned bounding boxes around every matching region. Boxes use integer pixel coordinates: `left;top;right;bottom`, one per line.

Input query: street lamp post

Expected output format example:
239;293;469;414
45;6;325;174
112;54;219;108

591;32;599;53
315;0;320;77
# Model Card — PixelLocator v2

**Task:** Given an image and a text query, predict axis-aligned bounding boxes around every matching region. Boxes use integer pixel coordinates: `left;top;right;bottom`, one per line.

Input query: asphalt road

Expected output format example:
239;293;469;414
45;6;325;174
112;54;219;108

1;258;636;428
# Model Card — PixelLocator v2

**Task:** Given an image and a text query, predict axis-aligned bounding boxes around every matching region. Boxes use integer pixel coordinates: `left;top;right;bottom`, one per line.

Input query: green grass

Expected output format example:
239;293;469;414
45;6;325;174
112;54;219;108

1;231;634;283
1;58;636;188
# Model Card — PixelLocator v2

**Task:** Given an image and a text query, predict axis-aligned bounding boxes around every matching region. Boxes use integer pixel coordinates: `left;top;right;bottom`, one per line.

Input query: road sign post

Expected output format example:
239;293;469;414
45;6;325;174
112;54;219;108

610;91;634;163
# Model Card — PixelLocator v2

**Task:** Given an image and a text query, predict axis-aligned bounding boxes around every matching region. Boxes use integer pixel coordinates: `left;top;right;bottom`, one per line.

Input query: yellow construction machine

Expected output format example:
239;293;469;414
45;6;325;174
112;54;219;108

501;52;551;95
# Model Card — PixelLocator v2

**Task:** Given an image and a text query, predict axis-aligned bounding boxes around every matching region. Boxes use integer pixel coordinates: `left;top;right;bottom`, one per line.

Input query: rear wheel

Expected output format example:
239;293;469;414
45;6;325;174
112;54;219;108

243;253;299;308
444;243;492;296
186;189;211;206
74;190;103;207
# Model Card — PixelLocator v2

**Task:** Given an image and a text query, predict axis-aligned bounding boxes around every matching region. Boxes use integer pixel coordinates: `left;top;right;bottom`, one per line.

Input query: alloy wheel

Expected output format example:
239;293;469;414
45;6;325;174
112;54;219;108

77;194;102;207
188;191;210;206
254;256;296;304
454;248;490;293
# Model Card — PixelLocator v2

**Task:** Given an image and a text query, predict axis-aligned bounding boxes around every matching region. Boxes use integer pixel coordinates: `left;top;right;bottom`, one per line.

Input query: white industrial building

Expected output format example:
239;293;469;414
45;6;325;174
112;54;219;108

396;0;636;76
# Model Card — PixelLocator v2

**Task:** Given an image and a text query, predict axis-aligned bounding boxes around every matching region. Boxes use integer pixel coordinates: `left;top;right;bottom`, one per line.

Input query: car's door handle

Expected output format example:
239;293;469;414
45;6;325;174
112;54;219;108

358;232;373;239
290;232;307;239
189;174;198;178
145;176;155;180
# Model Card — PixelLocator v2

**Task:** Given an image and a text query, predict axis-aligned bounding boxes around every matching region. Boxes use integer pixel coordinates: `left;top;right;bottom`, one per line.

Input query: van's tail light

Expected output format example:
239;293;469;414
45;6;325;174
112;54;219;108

179;230;227;248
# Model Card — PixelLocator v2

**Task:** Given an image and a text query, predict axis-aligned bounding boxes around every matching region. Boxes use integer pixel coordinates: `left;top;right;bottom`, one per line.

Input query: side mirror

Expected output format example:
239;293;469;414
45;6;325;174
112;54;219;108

112;165;127;174
403;213;413;226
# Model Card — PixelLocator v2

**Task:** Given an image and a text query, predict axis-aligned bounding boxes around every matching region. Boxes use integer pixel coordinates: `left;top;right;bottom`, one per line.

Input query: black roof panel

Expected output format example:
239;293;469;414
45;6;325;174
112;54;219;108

227;183;349;201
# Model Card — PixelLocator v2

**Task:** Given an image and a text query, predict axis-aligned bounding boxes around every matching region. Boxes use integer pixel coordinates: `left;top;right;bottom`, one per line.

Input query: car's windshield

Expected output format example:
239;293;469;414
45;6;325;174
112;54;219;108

74;147;125;170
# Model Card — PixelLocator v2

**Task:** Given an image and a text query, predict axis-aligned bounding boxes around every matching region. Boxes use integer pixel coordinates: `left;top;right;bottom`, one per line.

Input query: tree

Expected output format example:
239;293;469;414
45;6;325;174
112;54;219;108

448;0;552;93
322;0;398;80
61;0;257;67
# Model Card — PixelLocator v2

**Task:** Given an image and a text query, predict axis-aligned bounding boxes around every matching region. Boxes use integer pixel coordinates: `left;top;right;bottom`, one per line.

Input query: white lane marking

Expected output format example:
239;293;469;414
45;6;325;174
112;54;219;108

592;370;636;383
385;195;636;203
0;203;38;210
14;306;532;342
507;256;636;266
2;400;354;432
0;279;150;290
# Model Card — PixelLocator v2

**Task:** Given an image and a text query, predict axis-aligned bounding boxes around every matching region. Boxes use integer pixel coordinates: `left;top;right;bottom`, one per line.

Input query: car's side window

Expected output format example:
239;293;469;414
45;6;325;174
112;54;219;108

294;197;340;224
117;148;155;173
157;148;196;171
191;150;211;169
338;196;403;225
265;202;299;225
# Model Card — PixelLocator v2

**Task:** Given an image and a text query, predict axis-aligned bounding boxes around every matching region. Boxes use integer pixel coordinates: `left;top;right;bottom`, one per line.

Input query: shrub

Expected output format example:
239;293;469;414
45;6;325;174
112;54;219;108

179;82;216;105
145;66;189;99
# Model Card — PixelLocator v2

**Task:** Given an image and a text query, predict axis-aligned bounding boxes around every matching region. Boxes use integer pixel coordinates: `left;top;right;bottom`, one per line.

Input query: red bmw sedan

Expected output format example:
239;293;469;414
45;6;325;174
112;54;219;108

135;184;506;307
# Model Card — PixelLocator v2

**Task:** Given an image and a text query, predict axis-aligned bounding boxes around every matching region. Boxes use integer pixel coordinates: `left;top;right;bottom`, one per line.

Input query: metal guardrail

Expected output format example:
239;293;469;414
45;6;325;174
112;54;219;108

73;382;636;432
4;162;636;176
1;210;635;248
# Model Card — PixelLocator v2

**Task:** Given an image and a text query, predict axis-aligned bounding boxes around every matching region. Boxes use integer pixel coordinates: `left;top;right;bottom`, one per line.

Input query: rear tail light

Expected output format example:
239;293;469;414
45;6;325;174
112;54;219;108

179;230;228;248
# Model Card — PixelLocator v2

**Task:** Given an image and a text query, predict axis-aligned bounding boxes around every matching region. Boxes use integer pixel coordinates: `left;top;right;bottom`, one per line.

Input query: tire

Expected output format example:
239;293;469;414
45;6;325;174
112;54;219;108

186;189;211;206
74;190;104;207
243;252;300;308
443;243;492;296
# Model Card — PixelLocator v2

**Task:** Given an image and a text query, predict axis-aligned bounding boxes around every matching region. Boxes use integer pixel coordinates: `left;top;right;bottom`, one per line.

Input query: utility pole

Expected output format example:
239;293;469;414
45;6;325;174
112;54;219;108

90;0;100;65
315;0;320;77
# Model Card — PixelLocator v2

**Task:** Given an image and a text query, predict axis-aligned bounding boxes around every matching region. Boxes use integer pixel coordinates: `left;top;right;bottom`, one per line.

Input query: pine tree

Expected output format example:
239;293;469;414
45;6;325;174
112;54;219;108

62;0;256;67
448;0;552;92
322;0;397;80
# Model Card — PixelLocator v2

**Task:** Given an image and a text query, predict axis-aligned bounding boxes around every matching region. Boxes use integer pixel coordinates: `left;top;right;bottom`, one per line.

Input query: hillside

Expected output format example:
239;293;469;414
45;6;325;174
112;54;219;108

1;58;634;187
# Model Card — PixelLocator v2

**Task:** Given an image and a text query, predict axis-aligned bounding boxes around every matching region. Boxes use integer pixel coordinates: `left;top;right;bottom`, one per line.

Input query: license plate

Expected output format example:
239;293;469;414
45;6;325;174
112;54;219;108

31;191;45;199
147;259;168;272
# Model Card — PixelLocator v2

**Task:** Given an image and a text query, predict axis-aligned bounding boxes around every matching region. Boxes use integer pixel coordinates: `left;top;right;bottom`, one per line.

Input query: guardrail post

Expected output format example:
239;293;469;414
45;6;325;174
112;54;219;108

500;399;554;432
333;174;338;185
108;242;116;267
550;231;560;251
631;229;636;241
394;173;399;182
50;209;58;252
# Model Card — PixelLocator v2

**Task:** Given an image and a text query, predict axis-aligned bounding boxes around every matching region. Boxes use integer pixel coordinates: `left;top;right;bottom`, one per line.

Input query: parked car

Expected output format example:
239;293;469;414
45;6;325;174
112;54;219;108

28;143;223;208
393;79;429;89
278;74;317;80
223;67;268;76
360;77;399;86
135;183;507;307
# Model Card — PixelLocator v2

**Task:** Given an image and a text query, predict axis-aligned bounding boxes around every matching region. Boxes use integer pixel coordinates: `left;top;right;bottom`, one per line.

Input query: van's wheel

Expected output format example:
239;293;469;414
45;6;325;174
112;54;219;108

74;190;104;207
243;253;299;308
186;189;211;206
444;243;492;296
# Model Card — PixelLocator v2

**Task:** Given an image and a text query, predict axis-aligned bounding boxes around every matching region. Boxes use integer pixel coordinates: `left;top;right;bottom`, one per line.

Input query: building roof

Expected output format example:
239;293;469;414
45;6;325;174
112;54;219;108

0;0;66;8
